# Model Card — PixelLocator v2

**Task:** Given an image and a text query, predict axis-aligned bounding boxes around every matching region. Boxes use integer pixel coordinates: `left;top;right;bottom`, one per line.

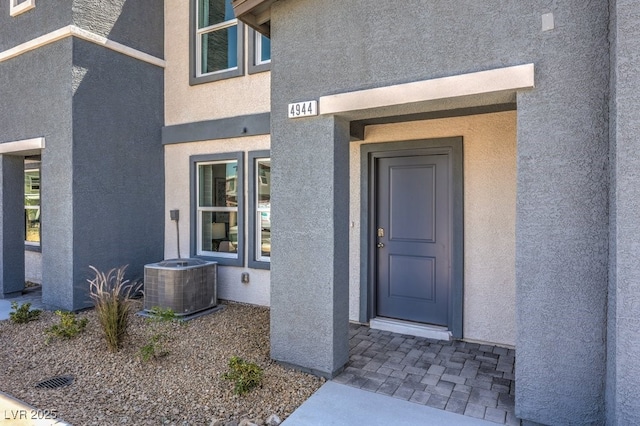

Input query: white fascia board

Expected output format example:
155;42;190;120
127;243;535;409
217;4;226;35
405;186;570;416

0;137;45;155
0;25;165;68
70;26;166;68
320;64;535;115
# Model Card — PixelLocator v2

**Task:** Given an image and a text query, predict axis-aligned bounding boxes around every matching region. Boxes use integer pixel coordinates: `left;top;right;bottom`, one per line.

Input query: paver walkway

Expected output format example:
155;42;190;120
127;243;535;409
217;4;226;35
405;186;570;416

334;324;520;425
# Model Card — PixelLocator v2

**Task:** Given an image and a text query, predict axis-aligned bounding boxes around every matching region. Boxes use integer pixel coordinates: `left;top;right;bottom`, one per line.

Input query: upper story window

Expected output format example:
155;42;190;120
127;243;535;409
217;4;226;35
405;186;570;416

248;29;271;74
191;0;244;85
10;0;35;17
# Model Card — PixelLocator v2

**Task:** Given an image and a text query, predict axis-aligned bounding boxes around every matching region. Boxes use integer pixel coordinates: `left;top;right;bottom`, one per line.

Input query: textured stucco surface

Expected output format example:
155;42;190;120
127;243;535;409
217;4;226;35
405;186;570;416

70;38;164;310
25;250;42;284
0;40;74;306
164;136;271;307
0;0;73;52
164;0;270;126
1;0;164;310
270;116;350;378
270;1;609;423
608;1;640;423
72;0;164;58
0;156;26;297
356;112;517;347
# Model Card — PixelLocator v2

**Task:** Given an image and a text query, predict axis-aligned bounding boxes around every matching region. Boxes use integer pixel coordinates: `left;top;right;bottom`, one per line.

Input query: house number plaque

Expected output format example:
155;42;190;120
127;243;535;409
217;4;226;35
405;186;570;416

288;101;318;118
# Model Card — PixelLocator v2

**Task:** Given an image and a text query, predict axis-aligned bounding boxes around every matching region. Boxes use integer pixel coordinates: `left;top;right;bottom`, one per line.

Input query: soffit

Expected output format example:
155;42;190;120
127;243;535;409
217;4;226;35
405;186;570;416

232;0;274;36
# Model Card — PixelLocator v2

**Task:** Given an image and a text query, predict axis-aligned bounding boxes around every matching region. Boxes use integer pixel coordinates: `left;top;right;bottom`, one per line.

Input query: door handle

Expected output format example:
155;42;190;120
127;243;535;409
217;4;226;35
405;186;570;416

377;242;385;248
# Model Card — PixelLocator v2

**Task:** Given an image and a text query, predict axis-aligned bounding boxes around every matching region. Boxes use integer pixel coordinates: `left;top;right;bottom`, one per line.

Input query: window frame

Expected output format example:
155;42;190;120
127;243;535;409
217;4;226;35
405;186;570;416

10;0;35;17
190;152;244;266
248;29;271;74
24;162;41;251
248;151;270;269
190;0;245;85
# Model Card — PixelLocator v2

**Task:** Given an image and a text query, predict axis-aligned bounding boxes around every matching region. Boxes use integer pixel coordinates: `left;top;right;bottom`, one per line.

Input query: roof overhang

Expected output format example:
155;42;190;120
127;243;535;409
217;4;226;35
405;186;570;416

232;0;274;37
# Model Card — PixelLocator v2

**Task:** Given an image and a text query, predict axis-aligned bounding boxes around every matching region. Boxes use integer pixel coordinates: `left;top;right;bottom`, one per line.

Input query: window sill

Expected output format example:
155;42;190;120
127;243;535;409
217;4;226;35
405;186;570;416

248;259;270;270
190;67;244;86
193;254;243;267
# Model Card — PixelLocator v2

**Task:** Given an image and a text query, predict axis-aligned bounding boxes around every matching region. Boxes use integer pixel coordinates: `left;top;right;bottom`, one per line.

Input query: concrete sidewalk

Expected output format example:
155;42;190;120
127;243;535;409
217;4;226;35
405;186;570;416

283;381;496;426
0;289;45;322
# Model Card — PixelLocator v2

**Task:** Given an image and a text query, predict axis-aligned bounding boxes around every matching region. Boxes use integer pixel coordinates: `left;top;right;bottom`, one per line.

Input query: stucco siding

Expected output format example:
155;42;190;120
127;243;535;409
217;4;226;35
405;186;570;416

0;0;72;52
72;0;164;58
164;0;270;126
0;39;74;307
270;0;609;422
70;38;164;309
352;112;517;347
164;136;271;307
608;0;640;423
25;250;42;284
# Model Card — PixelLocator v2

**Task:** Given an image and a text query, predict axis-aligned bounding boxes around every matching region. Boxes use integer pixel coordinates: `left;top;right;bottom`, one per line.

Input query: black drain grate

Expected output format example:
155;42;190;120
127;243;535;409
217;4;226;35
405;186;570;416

35;375;74;389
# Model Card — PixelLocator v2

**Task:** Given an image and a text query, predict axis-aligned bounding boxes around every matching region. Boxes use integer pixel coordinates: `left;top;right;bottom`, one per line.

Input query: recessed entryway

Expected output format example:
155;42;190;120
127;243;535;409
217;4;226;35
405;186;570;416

361;137;464;338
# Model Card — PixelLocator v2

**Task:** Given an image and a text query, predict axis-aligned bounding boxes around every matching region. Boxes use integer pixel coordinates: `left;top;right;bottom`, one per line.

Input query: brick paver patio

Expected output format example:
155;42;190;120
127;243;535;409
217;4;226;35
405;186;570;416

334;324;519;425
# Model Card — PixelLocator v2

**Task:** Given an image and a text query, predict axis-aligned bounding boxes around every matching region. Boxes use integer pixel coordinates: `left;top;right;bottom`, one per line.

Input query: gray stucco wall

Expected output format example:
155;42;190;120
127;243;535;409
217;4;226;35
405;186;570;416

607;1;640;423
0;39;74;307
0;156;26;297
270;116;350;377
0;0;73;51
269;1;610;423
72;0;164;58
0;0;163;311
69;38;164;310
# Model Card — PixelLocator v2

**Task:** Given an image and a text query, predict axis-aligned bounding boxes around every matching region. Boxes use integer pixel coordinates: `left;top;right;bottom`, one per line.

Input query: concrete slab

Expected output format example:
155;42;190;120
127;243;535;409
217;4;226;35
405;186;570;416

0;290;46;321
0;299;12;321
0;390;71;425
283;381;495;426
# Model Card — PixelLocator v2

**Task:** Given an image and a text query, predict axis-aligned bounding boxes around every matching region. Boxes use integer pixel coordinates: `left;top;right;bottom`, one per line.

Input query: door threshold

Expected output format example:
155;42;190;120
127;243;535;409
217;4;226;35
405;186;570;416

369;317;452;341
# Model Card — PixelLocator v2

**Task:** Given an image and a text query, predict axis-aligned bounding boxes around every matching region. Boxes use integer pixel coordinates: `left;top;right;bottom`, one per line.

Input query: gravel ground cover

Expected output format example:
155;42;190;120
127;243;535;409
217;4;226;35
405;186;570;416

0;301;324;425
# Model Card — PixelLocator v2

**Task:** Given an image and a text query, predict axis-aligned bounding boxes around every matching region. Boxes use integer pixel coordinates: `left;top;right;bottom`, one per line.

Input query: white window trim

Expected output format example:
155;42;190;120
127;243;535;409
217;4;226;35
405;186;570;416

10;0;34;17
254;31;270;66
196;160;239;259
195;5;239;77
255;158;270;263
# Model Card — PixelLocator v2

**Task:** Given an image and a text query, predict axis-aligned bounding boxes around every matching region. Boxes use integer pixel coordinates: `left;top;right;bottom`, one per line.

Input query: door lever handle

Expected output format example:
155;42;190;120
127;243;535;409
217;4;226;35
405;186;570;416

377;242;385;248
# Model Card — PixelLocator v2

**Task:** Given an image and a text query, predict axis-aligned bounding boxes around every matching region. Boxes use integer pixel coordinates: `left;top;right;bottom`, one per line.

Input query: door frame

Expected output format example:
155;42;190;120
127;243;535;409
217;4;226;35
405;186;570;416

359;137;464;338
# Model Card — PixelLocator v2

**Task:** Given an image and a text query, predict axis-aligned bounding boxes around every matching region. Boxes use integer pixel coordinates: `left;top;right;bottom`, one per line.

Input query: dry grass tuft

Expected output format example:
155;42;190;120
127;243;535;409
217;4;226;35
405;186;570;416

87;265;139;352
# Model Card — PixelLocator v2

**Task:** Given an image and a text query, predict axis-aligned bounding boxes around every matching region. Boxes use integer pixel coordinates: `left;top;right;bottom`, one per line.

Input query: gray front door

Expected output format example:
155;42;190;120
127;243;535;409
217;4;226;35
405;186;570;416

376;153;451;325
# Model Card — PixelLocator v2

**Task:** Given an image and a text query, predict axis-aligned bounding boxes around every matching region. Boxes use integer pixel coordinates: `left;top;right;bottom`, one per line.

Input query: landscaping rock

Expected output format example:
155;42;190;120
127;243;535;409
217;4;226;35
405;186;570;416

0;301;324;425
265;414;282;425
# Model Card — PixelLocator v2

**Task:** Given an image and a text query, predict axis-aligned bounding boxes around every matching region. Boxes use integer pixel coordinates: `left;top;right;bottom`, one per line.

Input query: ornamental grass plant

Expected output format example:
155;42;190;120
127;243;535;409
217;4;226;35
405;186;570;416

88;265;139;352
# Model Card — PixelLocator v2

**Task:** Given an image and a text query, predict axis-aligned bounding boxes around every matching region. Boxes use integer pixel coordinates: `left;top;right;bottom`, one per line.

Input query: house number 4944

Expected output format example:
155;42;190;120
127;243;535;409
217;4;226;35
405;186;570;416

288;101;318;118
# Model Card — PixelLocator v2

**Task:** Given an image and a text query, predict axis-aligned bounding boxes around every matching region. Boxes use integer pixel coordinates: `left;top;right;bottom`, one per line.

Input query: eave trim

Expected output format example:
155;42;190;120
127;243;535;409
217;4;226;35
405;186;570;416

0;25;166;68
320;64;535;115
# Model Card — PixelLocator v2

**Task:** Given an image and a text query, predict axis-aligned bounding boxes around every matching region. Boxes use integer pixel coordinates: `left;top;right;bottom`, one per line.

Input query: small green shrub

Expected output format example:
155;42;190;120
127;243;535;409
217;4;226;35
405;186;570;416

222;356;263;395
139;333;169;362
45;311;88;341
147;306;179;323
9;302;41;324
88;265;139;352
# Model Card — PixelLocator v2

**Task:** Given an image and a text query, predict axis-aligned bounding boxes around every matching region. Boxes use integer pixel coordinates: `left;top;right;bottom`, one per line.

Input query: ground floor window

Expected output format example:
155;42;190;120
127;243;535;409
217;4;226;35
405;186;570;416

249;151;270;268
192;152;244;266
24;159;40;246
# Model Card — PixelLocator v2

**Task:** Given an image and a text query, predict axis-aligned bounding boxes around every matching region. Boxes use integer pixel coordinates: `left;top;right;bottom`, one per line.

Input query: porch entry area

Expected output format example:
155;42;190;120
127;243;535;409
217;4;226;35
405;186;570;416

362;139;464;339
0;137;44;299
